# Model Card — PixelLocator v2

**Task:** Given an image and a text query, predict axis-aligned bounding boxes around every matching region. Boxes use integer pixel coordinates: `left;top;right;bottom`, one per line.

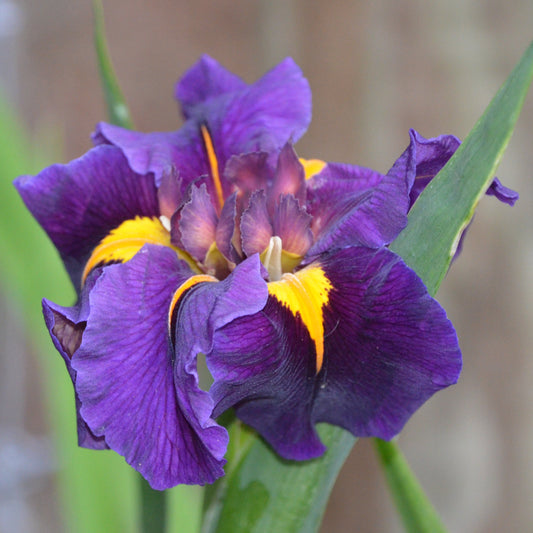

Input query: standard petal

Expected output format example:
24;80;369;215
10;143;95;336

313;246;462;439
14;145;159;290
93;121;207;189
175;55;247;118
72;245;227;489
306;163;408;254
96;58;311;195
209;58;312;167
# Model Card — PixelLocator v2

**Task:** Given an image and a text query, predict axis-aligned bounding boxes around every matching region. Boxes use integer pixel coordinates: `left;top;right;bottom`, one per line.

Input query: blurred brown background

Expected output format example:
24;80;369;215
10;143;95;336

2;0;533;531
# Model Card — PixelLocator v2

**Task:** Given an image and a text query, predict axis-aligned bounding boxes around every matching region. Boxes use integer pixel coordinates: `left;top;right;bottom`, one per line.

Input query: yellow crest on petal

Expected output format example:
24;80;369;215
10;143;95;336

299;158;326;180
268;265;332;373
168;274;217;332
82;216;196;284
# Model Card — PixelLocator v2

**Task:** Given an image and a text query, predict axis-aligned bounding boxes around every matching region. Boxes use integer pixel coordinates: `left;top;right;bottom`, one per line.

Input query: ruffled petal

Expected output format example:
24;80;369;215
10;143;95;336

171;254;269;453
486;177;519;206
72;245;227;489
175;55;247;118
208;246;461;459
267;143;306;213
178;183;219;262
388;129;460;207
93;122;207;190
313;246;462;439
14;145;159;289
42;271;107;450
209;300;325;460
96;58;311;196
240;190;273;256
306;163;408;255
273;194;313;256
208;58;311;166
391;129;519;208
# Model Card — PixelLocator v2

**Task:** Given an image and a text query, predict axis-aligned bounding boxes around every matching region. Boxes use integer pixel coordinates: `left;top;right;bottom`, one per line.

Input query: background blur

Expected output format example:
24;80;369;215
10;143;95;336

1;1;532;532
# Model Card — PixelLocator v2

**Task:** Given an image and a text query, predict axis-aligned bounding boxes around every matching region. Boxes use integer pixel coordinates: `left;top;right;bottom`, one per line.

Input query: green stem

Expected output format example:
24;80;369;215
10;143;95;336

373;439;447;533
92;0;135;129
139;476;167;533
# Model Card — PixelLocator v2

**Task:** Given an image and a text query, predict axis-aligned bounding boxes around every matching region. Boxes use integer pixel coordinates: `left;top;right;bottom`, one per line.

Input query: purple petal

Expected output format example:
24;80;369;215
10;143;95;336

208;246;461;458
96;58;311;196
389;129;460;207
306;163;408;255
273;194;313;256
14;145;159;290
158;167;184;218
313;246;462;439
93;121;208;190
209;304;325;460
240;190;273;256
42;271;107;450
210;58;312;166
486;177;519;206
392;129;518;208
178;184;218;262
267;143;306;213
72;245;227;488
215;192;241;263
175;55;247;118
172;255;269;450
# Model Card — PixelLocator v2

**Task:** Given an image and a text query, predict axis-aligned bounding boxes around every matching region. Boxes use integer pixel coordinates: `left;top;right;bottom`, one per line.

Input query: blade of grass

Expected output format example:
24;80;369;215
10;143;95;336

93;0;134;129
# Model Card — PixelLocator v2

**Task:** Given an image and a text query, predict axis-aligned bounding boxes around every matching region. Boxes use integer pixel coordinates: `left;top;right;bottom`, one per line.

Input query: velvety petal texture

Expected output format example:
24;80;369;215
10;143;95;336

306;163;409;255
209;246;461;458
72;245;228;489
14;145;159;289
94;56;311;193
42;271;107;450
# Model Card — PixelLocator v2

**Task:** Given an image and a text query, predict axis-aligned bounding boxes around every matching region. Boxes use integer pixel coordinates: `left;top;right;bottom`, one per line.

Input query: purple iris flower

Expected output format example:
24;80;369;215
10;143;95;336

15;56;471;490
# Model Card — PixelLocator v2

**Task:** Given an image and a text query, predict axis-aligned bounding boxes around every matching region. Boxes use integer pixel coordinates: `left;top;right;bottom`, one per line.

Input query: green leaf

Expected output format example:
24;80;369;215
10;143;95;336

390;40;533;296
374;440;446;533
92;0;134;129
204;40;533;533
375;39;533;533
203;424;355;533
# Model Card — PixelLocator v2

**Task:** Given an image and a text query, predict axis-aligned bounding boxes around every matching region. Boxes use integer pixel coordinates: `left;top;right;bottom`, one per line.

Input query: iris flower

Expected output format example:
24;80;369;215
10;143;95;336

15;56;513;490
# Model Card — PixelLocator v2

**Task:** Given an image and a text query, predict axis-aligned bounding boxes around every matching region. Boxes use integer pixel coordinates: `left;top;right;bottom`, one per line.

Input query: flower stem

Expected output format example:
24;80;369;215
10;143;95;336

139;475;167;533
373;438;447;533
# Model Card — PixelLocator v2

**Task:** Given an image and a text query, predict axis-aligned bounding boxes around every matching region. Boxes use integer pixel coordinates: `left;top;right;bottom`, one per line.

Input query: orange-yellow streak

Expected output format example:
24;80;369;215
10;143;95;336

201;125;225;211
167;274;217;331
82;216;189;284
268;265;332;373
299;158;327;180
